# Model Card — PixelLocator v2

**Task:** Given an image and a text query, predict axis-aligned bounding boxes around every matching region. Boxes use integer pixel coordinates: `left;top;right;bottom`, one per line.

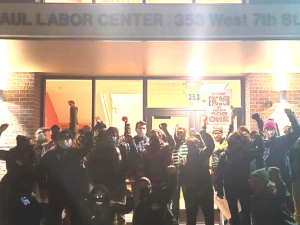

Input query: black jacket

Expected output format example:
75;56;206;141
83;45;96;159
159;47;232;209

0;147;38;202
263;113;300;182
132;173;178;225
217;136;265;196
179;131;215;194
87;140;138;188
39;131;93;203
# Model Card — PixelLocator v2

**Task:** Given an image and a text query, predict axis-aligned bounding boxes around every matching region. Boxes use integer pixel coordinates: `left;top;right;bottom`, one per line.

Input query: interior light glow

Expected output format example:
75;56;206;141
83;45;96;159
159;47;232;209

186;82;197;86
198;83;228;94
189;62;204;77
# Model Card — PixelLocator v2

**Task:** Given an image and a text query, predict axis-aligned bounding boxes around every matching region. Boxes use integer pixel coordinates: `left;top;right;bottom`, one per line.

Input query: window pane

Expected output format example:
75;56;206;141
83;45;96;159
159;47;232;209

147;79;241;108
97;0;142;3
45;80;92;129
196;0;241;3
147;0;192;3
96;80;143;135
45;0;92;3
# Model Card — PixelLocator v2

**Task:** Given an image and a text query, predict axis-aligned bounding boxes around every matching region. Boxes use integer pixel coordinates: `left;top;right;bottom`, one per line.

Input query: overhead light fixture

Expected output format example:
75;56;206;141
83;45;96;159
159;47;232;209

279;90;287;102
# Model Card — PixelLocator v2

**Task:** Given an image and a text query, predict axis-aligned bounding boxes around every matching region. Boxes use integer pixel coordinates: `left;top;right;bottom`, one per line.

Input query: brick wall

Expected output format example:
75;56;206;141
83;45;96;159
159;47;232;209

246;73;300;133
0;72;41;179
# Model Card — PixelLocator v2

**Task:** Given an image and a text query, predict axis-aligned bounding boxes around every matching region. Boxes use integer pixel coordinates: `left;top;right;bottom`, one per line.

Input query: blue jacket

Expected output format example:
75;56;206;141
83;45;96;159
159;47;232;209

263;113;300;182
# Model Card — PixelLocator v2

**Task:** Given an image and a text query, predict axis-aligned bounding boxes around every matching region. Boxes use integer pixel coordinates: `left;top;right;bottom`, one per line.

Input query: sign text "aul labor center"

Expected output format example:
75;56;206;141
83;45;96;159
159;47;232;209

1;12;300;27
2;4;300;40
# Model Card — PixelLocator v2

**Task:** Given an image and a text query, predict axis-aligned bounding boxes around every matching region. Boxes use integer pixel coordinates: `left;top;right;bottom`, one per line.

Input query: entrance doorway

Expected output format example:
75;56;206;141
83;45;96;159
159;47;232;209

146;108;206;134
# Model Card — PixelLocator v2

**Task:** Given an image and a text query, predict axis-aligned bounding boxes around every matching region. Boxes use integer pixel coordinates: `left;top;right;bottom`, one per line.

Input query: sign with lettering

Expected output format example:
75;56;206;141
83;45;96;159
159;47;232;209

206;90;232;125
2;4;300;40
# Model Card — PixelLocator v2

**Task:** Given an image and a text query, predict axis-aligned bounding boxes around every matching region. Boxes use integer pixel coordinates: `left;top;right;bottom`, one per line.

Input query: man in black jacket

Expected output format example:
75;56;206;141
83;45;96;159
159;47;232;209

217;132;265;225
39;127;93;225
179;130;215;225
133;165;178;225
0;135;43;225
86;126;138;225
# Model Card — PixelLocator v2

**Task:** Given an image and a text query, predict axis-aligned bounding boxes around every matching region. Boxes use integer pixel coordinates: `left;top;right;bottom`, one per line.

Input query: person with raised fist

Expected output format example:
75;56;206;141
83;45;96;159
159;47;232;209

252;109;300;213
142;123;175;190
39;127;93;225
179;129;215;225
83;186;134;225
133;165;178;225
216;132;265;225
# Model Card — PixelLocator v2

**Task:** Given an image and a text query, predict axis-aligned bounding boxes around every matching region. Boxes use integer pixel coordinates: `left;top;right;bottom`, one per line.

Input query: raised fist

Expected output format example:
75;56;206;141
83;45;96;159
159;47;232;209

252;113;260;121
95;116;102;123
122;116;128;123
0;124;9;135
159;123;168;131
68;100;76;107
203;116;208;125
284;109;293;116
167;165;176;174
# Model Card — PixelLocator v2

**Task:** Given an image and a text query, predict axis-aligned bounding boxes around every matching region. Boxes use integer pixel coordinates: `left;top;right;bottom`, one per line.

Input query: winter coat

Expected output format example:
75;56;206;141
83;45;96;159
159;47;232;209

86;140;138;188
179;131;215;195
263;113;300;183
142;144;173;190
39;130;93;204
217;136;265;196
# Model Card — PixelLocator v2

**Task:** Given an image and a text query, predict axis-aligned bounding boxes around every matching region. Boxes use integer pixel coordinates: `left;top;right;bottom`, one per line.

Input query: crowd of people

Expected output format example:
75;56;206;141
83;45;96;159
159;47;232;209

0;100;299;225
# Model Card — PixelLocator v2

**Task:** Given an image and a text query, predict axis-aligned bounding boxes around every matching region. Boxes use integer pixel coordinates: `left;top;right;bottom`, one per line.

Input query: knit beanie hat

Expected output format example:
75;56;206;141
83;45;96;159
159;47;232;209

263;121;277;131
212;126;223;134
251;168;269;182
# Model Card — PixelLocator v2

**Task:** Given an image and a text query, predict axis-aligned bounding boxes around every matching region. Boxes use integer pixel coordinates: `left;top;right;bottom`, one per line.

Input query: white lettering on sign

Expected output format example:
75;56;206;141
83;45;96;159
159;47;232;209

206;90;232;126
1;4;300;39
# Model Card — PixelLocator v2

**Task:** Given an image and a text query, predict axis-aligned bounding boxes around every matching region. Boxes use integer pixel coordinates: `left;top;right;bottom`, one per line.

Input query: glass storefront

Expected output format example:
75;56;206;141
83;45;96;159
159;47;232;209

44;78;244;134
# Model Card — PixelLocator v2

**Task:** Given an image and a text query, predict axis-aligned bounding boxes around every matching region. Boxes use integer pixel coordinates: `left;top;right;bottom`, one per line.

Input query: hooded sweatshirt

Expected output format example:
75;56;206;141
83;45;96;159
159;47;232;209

251;169;297;225
82;185;134;225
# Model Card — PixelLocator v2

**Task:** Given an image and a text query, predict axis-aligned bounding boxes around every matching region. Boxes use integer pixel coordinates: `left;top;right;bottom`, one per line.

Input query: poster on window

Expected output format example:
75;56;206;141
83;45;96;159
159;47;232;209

206;90;232;126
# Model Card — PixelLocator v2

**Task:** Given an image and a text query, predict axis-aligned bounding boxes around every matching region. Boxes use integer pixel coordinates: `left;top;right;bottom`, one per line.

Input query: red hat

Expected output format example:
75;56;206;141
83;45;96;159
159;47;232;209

263;121;277;131
212;126;223;134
